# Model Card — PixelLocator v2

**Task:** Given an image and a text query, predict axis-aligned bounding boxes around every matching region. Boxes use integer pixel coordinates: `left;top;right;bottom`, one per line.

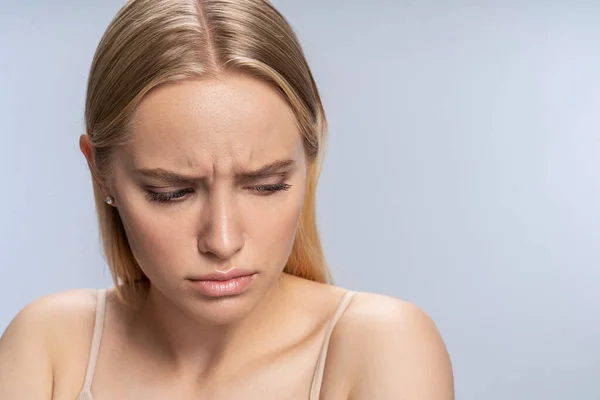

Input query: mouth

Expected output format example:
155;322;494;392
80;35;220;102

186;270;258;297
188;268;257;281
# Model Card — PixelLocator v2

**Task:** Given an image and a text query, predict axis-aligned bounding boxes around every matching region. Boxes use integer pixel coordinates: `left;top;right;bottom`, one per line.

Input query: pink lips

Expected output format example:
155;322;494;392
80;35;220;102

187;269;257;297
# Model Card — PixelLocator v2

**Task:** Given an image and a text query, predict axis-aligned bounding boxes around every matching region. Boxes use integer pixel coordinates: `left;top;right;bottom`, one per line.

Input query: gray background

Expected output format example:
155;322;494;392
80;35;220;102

1;1;599;399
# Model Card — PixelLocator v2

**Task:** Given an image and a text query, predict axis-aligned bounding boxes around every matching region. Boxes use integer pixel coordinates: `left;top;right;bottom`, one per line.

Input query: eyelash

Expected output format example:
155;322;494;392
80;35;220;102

145;183;292;203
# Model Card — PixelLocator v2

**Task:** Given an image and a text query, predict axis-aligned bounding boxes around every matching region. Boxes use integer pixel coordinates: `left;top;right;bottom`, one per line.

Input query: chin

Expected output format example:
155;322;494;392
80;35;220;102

175;282;268;326
188;295;258;326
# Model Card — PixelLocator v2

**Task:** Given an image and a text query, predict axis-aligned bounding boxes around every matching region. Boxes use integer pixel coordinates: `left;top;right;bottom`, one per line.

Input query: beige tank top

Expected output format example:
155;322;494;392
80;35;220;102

77;289;356;400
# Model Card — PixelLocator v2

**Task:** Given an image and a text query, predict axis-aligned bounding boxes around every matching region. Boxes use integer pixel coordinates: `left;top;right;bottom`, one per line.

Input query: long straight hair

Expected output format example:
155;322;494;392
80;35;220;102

84;0;331;302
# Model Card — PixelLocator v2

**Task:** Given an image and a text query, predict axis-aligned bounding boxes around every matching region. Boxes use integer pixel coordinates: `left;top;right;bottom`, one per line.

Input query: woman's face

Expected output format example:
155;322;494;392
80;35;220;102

108;74;307;324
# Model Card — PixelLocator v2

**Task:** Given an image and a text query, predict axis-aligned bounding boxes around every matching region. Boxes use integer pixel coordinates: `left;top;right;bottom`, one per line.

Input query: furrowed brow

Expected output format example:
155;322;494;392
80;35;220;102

134;159;296;184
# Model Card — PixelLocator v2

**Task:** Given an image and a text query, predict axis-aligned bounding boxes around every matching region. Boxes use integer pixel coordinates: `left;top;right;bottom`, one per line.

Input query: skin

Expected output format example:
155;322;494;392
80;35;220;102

0;73;454;399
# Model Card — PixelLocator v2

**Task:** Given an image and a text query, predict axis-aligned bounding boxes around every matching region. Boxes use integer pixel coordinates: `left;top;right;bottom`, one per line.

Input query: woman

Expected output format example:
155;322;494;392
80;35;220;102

0;0;453;398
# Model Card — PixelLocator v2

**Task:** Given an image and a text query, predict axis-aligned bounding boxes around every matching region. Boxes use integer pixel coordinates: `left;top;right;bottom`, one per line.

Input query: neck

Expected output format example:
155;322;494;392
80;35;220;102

133;274;289;379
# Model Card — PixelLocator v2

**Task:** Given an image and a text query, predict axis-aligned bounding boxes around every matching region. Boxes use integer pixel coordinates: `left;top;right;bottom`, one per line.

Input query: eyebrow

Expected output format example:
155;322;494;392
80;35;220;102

133;159;297;185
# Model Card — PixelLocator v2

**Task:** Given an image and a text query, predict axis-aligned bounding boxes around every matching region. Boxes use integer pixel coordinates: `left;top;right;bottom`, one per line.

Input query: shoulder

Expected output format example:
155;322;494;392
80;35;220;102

1;289;101;357
0;289;102;397
4;289;100;343
341;292;440;337
334;292;454;399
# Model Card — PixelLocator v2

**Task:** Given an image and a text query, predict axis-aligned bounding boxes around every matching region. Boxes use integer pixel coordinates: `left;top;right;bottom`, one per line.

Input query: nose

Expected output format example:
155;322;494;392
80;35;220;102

197;190;244;261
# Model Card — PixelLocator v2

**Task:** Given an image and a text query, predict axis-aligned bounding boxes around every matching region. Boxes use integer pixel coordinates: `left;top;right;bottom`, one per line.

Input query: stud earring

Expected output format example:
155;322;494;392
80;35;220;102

105;196;114;205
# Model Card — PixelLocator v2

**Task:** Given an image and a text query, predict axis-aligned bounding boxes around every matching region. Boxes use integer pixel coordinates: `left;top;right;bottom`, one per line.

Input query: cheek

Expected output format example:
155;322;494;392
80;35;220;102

247;183;305;261
116;189;192;278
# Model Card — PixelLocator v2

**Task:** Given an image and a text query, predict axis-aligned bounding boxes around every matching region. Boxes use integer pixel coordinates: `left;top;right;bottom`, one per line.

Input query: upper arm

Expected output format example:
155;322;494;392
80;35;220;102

0;300;54;399
347;294;454;400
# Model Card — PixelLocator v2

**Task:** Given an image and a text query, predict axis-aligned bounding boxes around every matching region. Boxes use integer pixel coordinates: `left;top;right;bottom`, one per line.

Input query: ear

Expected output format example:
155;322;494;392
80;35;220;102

79;133;109;194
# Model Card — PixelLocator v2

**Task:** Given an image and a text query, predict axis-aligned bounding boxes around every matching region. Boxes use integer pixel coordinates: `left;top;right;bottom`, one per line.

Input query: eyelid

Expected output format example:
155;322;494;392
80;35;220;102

144;176;285;191
145;181;291;203
146;187;194;201
141;170;290;187
238;172;290;185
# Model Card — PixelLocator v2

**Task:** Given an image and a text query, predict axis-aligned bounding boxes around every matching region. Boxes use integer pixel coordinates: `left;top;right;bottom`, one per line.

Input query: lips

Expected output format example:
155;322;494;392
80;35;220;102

186;269;257;297
188;269;257;282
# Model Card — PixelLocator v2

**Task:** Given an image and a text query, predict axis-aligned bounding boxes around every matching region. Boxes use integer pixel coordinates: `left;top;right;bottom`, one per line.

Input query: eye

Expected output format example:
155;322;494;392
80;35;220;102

249;183;292;195
146;188;194;203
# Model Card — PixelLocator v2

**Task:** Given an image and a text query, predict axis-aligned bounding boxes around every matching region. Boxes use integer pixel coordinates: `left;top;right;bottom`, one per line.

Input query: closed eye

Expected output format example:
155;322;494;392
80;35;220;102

145;183;292;203
146;188;194;203
249;183;292;194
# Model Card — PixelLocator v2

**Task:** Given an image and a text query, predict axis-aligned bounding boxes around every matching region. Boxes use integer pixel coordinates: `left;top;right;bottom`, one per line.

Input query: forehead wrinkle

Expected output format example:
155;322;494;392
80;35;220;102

126;120;297;177
125;75;302;180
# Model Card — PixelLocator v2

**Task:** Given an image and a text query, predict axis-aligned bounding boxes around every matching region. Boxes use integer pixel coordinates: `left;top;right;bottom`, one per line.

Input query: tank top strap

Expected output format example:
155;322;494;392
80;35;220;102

309;290;357;399
77;289;107;400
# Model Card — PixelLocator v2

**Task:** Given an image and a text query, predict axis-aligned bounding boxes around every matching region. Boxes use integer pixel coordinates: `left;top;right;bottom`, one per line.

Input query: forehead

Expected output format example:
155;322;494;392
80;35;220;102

124;74;302;172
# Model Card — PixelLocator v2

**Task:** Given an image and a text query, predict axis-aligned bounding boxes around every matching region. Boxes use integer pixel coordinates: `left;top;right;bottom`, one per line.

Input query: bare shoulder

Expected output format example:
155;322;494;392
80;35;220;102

342;292;442;336
1;289;100;358
0;289;101;399
334;292;455;400
4;289;100;342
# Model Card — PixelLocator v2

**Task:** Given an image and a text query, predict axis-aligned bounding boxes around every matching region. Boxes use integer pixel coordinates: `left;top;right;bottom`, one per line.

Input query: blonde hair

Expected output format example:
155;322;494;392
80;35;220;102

84;0;330;302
